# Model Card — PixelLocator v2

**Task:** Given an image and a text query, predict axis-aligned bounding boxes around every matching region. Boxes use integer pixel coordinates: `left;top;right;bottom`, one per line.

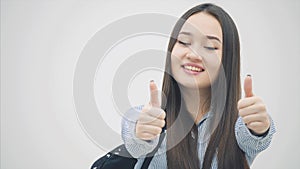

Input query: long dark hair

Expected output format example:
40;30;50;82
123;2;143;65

161;3;249;169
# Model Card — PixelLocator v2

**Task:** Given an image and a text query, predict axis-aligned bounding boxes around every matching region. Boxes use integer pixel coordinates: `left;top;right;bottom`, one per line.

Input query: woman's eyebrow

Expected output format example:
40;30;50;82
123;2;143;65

179;31;192;36
206;35;222;43
179;31;222;43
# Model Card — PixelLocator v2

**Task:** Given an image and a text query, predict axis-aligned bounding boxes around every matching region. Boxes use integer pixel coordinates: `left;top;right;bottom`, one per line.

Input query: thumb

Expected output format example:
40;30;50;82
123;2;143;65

244;75;254;97
149;80;160;107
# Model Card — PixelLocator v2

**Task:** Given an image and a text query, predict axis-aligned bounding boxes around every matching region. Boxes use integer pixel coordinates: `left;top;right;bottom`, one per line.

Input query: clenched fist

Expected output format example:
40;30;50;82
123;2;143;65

136;80;166;141
238;75;271;135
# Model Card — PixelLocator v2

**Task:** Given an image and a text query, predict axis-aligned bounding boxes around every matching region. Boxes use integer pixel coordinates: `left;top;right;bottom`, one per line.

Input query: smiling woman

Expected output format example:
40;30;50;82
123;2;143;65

171;12;223;90
121;3;275;169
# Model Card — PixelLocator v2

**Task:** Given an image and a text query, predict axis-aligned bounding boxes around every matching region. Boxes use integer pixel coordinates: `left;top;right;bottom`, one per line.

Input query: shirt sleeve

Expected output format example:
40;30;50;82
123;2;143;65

235;115;276;165
121;105;159;158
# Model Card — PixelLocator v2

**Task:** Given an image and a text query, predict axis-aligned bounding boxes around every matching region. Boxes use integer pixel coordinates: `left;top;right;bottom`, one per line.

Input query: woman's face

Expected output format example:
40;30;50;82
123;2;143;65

171;12;223;90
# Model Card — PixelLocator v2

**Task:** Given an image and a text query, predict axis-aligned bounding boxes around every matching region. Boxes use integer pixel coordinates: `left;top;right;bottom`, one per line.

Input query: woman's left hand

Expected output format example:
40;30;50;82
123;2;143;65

237;75;271;135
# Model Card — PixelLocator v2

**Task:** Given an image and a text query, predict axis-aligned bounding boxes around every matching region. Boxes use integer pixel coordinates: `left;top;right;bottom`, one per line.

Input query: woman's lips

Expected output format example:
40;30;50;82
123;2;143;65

181;63;205;75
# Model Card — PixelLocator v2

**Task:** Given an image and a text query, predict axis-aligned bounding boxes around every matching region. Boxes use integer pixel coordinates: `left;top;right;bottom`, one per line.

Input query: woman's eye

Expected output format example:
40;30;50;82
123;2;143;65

178;40;191;46
204;46;218;50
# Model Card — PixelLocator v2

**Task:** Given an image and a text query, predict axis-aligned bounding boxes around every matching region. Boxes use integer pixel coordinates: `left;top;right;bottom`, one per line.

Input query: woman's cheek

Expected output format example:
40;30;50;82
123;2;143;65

203;55;222;83
171;46;185;59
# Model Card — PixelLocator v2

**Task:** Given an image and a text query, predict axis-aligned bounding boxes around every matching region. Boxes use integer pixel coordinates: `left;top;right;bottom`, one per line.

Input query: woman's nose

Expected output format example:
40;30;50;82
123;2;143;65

186;50;203;62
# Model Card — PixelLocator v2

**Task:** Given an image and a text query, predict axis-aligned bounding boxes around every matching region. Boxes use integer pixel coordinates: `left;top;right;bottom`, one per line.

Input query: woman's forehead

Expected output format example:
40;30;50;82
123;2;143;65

180;12;222;41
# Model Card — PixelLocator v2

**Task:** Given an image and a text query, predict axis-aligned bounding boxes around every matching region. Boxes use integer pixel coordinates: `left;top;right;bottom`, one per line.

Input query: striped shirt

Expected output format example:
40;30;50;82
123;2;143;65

121;105;276;169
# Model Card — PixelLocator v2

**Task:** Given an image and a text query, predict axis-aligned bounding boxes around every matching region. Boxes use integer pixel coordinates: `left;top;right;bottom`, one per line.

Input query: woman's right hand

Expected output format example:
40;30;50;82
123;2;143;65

135;81;166;141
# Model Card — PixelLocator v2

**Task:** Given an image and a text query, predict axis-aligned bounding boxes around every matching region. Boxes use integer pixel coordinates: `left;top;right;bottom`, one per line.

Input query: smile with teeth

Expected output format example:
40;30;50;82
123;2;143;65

183;65;204;72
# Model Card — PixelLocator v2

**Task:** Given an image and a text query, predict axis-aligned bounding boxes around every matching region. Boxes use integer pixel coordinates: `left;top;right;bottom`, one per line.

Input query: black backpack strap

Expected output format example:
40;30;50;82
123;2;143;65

140;132;166;169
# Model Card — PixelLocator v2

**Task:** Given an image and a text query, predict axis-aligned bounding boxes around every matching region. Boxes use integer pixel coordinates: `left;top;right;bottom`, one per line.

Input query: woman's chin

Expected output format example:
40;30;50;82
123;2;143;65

178;81;211;90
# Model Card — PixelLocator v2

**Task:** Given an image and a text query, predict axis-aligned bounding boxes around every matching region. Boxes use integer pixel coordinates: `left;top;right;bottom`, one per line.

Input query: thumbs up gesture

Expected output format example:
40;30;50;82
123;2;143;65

136;80;166;140
238;75;271;135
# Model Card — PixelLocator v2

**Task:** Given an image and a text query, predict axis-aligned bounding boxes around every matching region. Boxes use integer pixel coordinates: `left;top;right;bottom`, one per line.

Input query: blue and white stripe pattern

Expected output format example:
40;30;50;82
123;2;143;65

121;105;276;169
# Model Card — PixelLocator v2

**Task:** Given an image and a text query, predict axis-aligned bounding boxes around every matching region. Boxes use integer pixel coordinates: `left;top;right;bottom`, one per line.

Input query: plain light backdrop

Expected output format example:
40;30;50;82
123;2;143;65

1;0;300;168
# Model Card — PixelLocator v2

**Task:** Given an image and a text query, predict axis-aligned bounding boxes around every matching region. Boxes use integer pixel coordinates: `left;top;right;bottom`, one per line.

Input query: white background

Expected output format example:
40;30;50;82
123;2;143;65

1;0;300;168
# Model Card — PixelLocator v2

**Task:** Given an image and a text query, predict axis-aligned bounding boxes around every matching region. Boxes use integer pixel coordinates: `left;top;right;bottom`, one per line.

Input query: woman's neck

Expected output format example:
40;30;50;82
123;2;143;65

179;85;211;124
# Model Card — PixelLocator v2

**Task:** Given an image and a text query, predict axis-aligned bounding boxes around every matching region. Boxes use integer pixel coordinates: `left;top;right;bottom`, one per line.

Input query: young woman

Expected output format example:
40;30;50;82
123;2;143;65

122;3;275;169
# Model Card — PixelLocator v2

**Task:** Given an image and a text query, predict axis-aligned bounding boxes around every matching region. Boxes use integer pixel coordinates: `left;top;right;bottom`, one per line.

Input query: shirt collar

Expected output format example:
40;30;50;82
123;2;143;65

196;110;213;127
